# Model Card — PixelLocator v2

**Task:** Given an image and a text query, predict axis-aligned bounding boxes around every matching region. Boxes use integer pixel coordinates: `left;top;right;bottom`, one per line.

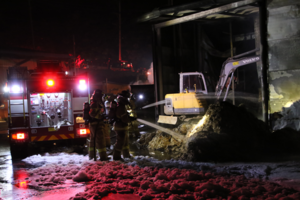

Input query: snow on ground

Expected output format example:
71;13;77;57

22;152;89;166
20;153;300;199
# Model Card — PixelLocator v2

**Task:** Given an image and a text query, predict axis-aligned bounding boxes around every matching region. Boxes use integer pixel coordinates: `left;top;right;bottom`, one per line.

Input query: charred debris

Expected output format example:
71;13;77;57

136;101;300;162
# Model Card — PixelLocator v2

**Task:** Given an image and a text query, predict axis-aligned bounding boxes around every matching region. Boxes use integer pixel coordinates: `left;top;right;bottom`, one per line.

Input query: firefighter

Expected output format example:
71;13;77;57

102;94;111;148
128;93;140;138
112;90;132;160
89;89;108;161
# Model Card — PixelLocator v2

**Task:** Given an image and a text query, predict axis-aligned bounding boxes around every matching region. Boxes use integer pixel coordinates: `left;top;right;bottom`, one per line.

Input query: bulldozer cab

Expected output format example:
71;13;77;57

179;72;207;94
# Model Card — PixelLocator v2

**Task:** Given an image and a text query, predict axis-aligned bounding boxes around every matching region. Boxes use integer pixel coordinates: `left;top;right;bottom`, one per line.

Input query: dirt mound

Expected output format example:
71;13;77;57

190;101;269;137
148;132;182;152
181;101;270;161
138;101;300;161
269;127;300;153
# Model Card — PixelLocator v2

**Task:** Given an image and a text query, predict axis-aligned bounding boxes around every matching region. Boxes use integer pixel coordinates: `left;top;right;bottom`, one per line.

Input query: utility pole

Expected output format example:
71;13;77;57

73;35;76;75
119;0;122;61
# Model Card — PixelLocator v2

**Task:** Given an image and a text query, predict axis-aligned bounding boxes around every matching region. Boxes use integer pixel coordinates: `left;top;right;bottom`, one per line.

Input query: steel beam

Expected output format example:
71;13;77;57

155;0;259;29
137;0;241;23
221;12;246;18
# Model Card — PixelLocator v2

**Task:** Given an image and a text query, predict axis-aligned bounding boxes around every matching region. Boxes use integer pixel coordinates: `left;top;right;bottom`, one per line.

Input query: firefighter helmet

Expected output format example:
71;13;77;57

91;89;102;101
119;90;130;98
102;94;109;102
117;90;130;105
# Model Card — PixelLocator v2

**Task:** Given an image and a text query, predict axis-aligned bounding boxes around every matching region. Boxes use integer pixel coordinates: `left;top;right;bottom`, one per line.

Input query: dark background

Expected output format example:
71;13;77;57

0;0;197;71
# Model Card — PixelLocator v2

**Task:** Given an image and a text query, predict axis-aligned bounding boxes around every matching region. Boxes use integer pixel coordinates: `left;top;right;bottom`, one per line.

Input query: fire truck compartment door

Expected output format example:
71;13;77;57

73;97;89;113
9;99;28;113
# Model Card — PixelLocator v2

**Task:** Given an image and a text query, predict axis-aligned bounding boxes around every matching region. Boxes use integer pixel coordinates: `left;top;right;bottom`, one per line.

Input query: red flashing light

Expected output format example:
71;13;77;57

46;79;55;87
147;72;151;75
78;79;87;90
79;79;86;85
12;133;25;140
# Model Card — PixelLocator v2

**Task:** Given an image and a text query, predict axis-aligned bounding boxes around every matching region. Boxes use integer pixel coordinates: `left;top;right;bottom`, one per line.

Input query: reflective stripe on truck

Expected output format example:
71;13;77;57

31;133;74;141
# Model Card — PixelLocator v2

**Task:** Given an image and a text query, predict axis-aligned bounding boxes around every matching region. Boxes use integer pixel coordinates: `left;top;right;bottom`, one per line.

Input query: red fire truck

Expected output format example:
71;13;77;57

5;66;90;157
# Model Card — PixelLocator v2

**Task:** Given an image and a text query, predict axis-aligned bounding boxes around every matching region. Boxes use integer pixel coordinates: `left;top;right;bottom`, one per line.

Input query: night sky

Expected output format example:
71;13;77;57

0;0;197;70
1;0;153;70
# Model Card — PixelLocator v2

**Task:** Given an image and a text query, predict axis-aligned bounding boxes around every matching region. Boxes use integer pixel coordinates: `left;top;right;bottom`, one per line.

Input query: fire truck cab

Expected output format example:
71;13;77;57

5;66;90;157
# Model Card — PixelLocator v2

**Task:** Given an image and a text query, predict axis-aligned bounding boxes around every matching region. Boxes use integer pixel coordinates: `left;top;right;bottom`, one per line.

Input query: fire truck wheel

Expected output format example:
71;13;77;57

10;143;29;159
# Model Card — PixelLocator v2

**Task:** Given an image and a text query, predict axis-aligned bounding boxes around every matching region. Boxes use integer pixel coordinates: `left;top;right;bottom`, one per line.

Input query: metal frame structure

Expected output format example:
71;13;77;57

140;0;268;124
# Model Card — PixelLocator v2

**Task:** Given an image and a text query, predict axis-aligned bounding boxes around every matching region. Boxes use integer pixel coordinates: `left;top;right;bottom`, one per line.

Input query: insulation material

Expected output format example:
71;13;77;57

139;101;300;161
66;161;300;200
273;100;300;131
19;153;300;199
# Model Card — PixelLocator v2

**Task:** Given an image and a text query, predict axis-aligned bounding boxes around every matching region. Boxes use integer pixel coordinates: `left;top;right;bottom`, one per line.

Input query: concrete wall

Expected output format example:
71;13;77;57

267;0;300;113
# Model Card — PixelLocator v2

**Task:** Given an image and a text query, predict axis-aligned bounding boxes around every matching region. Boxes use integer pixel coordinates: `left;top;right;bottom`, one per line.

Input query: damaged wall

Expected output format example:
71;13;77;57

267;0;300;113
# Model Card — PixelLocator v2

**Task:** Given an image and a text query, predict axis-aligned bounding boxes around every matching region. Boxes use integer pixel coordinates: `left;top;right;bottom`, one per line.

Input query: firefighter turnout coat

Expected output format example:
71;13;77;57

88;100;106;158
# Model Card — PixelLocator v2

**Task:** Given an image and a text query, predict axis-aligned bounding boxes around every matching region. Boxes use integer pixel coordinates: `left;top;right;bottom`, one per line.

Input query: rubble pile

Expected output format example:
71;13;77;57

182;101;271;161
269;127;300;154
147;132;182;152
273;100;300;131
138;101;300;162
136;122;195;153
270;100;300;153
70;161;300;200
136;131;157;149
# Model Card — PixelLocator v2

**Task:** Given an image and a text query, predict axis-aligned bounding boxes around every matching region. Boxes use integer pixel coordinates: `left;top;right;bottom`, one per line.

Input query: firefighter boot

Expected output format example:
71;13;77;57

99;151;109;161
113;150;124;161
88;146;95;160
89;156;94;160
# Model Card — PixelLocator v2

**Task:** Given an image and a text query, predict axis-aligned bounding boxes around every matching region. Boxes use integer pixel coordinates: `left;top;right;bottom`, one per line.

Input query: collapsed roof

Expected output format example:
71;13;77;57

138;0;259;26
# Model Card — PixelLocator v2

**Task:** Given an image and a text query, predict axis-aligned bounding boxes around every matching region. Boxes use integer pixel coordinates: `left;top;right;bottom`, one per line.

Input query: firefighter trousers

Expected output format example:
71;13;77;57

104;123;111;148
113;129;130;159
89;122;106;160
130;120;140;137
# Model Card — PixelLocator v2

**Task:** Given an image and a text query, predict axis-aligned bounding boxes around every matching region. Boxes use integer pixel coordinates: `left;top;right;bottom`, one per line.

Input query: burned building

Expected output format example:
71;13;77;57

139;0;300;131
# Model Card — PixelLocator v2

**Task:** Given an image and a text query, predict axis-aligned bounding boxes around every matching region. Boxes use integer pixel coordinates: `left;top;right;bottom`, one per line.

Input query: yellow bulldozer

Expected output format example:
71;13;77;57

157;50;260;125
158;72;209;125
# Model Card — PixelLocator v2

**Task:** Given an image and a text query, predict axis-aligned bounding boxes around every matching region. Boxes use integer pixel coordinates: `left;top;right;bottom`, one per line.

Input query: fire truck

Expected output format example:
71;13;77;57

5;66;90;157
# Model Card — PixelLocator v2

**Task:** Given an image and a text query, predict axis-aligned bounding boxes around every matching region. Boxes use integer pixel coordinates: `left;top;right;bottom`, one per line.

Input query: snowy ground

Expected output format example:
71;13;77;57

17;153;300;199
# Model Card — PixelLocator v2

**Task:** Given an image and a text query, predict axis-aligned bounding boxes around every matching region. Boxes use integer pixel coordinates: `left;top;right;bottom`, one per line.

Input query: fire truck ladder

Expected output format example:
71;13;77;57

8;80;26;127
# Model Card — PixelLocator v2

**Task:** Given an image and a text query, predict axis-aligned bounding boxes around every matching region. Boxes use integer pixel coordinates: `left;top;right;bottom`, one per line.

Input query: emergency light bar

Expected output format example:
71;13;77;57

5;84;24;93
3;83;8;92
46;79;55;87
11;85;21;93
78;79;87;91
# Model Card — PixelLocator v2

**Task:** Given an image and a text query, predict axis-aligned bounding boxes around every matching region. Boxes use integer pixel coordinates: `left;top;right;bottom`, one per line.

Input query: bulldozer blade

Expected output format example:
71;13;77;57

157;115;178;125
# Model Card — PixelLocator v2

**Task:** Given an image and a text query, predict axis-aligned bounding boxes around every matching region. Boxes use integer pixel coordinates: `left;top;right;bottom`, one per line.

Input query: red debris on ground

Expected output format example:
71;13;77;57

70;161;300;200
